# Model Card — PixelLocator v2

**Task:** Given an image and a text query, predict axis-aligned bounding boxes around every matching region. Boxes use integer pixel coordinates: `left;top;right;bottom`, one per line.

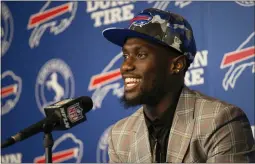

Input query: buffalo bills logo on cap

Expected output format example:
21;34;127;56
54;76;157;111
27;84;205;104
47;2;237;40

130;13;153;27
103;8;197;64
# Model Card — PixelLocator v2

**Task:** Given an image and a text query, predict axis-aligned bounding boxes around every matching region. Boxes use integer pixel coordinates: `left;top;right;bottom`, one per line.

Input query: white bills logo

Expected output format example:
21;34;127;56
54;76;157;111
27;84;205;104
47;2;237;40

27;1;77;48
1;2;14;56
220;32;254;91
35;59;75;115
1;71;22;115
97;126;112;163
88;52;123;109
34;133;83;163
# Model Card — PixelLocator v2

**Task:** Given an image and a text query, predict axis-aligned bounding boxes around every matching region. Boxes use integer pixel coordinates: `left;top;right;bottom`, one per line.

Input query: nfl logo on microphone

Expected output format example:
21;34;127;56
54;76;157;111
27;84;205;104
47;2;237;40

67;103;83;123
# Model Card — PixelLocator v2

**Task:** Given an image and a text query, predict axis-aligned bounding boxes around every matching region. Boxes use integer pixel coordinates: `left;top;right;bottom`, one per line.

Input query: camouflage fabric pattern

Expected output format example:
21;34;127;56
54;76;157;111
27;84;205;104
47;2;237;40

129;8;197;63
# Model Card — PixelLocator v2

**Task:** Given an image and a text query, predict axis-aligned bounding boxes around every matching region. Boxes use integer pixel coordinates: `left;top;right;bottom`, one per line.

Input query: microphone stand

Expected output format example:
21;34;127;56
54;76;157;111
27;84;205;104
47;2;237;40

43;122;55;163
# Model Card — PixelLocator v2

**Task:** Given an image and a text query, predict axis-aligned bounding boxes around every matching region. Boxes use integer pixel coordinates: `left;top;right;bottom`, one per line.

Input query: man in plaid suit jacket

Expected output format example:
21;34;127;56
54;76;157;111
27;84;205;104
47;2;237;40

103;8;255;163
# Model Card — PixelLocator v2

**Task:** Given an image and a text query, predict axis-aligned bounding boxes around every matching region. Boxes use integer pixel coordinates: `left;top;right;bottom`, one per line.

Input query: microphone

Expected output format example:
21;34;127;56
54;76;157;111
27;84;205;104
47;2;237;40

1;96;93;148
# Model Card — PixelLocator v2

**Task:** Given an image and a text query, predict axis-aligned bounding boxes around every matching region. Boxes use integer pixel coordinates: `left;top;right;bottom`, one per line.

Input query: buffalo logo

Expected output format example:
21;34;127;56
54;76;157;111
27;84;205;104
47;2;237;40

97;125;112;163
1;71;22;115
34;133;83;163
220;32;254;91
27;1;77;48
1;2;14;56
35;59;75;115
130;13;153;27
235;1;254;7
88;52;123;109
131;14;167;28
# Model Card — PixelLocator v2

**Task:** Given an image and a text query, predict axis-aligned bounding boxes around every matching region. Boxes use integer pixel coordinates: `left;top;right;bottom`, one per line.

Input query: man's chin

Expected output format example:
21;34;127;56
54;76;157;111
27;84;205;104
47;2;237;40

120;94;142;109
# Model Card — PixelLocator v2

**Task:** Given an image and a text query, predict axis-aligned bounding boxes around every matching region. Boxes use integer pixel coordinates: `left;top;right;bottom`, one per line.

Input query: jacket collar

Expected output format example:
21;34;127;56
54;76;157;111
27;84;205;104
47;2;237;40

166;86;196;162
130;86;196;163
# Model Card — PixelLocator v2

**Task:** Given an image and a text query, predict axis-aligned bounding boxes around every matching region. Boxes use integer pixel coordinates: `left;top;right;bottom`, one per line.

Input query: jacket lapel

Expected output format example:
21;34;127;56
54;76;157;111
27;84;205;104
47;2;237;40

166;86;196;163
129;108;152;163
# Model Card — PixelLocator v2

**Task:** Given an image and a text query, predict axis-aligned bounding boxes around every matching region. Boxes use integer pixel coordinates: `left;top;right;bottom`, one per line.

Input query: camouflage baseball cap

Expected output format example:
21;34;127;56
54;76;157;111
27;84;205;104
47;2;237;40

103;8;197;63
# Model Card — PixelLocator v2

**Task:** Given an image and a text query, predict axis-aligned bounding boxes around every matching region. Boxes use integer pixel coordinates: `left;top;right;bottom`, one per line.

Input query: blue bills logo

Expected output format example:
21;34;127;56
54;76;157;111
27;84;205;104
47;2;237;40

1;2;14;56
35;59;75;115
1;71;22;115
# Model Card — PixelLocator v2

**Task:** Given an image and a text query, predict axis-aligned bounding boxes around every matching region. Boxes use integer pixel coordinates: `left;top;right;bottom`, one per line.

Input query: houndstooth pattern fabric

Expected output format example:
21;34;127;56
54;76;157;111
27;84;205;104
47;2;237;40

108;86;255;163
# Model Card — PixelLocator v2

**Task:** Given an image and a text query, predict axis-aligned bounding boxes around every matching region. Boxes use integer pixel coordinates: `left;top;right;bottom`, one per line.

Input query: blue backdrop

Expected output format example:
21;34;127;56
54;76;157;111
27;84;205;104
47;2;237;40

1;1;254;163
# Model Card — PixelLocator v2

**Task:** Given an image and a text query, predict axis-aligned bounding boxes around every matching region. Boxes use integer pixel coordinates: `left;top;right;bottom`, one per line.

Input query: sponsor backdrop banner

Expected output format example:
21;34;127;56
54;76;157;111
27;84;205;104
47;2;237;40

1;1;254;163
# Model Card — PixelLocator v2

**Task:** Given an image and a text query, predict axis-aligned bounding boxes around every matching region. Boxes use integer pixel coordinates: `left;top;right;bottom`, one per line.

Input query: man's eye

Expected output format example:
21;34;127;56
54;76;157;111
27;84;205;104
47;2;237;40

123;54;129;59
137;52;147;59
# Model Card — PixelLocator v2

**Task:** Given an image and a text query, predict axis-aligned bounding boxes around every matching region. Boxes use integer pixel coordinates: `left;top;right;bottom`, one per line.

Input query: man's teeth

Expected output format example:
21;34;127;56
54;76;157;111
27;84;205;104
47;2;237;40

125;78;141;83
127;83;136;87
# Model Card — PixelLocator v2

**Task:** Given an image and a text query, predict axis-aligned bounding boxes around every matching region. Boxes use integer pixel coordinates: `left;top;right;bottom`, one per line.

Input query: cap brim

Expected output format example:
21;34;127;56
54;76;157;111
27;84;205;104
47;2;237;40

102;27;169;48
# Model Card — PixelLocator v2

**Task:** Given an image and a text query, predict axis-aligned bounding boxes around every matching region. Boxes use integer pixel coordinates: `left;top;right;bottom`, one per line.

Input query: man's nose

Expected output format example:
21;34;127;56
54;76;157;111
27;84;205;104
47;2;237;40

121;58;135;73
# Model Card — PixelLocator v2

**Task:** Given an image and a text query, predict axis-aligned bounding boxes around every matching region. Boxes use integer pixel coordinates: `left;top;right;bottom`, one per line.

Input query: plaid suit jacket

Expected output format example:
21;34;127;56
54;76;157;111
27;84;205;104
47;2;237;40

108;87;255;163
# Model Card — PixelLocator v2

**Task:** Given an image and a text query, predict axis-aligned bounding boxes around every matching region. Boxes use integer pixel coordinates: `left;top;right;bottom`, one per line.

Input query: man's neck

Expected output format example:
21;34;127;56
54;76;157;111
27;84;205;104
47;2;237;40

143;87;182;121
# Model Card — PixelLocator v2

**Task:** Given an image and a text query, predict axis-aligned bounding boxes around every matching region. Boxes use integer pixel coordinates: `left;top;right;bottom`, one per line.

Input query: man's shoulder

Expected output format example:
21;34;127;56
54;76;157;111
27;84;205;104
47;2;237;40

191;88;246;120
111;107;143;132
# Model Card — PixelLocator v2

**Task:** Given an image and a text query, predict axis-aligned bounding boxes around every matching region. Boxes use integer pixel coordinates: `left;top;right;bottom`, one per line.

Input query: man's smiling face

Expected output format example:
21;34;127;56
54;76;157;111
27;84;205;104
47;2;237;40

120;37;177;108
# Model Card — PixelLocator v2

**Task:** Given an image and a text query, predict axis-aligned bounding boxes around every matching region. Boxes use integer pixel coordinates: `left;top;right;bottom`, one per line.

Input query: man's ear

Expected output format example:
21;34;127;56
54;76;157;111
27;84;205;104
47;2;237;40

169;55;187;74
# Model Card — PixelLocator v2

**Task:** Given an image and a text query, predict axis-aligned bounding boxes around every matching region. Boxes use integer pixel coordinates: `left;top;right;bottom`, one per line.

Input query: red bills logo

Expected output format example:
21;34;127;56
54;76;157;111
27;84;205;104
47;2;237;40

1;84;18;98
1;71;22;115
221;32;255;91
34;133;83;163
88;52;123;109
130;13;153;27
27;2;77;48
34;148;79;163
89;68;121;91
